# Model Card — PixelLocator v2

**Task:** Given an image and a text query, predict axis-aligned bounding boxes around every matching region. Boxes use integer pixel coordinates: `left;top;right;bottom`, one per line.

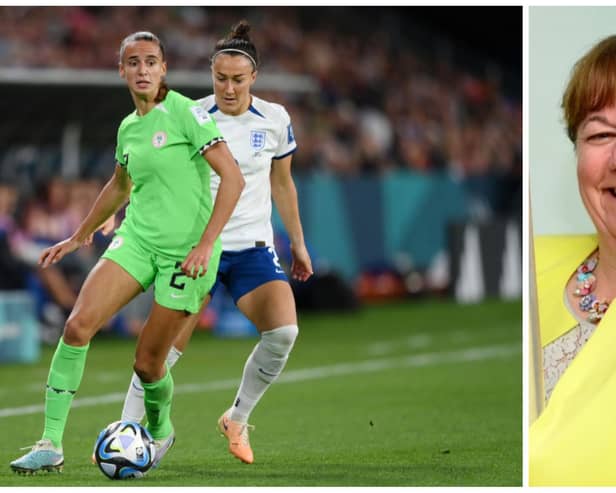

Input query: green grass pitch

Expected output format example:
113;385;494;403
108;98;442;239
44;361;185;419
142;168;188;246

0;299;521;486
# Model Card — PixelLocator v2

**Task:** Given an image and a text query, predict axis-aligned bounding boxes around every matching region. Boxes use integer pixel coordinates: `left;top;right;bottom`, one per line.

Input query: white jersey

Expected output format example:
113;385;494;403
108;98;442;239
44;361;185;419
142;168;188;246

198;94;297;251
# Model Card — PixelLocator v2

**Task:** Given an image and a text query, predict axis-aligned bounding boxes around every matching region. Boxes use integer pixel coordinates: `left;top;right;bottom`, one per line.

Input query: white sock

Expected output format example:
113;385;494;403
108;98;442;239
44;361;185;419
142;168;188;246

229;324;298;424
121;346;183;422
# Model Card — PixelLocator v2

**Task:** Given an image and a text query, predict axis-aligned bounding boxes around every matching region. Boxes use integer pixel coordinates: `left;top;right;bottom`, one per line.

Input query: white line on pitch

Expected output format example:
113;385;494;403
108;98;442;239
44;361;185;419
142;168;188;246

367;333;435;355
0;342;519;419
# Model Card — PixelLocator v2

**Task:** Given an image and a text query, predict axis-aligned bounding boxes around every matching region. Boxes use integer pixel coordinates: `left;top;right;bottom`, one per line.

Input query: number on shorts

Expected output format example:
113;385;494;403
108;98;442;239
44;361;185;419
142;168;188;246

268;247;283;269
170;261;186;290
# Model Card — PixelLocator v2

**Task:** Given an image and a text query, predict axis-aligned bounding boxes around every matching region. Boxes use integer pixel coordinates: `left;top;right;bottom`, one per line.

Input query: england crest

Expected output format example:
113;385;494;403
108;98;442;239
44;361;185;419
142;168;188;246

250;130;266;151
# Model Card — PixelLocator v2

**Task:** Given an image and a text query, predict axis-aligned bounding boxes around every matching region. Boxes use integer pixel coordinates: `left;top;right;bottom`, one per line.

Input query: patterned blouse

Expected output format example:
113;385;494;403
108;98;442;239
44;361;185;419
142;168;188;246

542;291;598;403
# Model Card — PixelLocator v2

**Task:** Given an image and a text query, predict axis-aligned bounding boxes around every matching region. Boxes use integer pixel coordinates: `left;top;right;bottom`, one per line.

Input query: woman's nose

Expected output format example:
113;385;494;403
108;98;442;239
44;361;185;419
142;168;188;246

610;143;616;171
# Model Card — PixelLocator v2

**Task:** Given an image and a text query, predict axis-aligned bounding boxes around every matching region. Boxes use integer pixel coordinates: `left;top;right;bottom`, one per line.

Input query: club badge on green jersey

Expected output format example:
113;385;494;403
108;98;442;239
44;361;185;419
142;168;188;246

152;131;167;148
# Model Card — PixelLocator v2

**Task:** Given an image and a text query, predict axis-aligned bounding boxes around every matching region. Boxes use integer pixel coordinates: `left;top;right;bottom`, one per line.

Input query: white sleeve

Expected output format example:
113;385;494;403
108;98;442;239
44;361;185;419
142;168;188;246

274;105;297;159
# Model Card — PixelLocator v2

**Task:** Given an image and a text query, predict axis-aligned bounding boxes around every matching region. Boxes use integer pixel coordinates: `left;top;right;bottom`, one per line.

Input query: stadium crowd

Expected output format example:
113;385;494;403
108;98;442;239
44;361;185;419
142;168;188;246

0;6;520;183
0;6;521;338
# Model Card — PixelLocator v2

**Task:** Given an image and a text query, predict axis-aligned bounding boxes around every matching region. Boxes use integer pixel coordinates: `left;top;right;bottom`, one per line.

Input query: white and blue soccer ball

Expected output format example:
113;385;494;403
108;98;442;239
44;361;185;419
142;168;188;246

93;420;155;480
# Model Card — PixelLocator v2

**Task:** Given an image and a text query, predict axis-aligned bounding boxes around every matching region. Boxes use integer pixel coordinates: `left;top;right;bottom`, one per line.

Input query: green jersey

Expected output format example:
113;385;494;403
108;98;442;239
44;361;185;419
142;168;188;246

114;90;224;257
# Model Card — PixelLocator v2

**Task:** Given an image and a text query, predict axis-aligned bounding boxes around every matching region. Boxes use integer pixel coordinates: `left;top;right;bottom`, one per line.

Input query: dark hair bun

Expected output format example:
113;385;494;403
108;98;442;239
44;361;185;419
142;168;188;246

230;20;251;41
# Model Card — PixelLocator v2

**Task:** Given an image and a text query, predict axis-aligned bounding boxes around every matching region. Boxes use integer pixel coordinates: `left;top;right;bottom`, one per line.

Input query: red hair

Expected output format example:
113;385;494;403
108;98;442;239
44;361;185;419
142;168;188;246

563;35;616;143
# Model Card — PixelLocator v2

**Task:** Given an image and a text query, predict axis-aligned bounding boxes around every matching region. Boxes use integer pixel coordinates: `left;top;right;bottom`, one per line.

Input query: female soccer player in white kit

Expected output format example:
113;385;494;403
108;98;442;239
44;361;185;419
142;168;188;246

118;20;313;464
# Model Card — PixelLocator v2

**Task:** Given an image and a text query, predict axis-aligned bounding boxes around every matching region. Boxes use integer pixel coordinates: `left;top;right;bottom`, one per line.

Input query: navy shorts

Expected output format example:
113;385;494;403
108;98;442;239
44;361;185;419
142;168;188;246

211;246;289;303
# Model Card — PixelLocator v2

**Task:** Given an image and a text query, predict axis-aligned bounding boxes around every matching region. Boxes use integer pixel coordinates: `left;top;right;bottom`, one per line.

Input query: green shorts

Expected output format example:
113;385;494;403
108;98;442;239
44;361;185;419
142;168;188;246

101;233;221;314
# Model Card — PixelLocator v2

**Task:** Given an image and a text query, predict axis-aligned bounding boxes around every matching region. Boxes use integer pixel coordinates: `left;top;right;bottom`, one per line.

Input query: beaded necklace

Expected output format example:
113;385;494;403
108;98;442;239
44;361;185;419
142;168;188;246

573;254;610;324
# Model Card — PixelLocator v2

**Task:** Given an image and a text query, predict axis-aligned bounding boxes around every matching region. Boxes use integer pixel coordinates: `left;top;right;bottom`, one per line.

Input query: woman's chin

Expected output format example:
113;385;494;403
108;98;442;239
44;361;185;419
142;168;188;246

132;87;155;100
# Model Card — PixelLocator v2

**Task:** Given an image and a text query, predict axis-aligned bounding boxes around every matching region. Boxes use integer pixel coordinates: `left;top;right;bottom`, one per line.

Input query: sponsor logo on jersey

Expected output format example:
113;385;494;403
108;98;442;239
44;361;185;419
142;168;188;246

190;105;211;125
250;130;266;151
287;123;295;144
108;236;124;250
152;131;167;148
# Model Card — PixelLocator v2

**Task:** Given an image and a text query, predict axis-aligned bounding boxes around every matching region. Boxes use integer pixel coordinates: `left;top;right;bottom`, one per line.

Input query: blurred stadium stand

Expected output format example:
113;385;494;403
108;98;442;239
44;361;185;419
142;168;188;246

0;6;521;352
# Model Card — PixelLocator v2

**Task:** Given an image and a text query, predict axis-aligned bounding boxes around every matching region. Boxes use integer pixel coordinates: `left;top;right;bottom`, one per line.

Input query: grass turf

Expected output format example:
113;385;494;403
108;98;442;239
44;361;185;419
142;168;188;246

0;298;521;486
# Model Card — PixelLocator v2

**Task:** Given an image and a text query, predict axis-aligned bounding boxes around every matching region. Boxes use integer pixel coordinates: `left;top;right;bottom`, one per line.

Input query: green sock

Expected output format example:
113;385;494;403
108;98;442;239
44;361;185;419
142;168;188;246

142;369;174;440
42;338;89;448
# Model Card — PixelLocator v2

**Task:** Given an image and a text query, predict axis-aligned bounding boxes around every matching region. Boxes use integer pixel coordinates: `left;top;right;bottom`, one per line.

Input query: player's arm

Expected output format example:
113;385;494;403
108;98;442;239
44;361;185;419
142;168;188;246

270;154;313;281
39;164;132;268
84;214;116;246
181;142;244;278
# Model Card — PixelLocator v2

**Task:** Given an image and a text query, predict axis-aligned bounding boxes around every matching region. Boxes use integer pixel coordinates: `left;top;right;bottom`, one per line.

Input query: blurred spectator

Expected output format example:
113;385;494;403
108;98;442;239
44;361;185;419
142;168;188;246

0;181;29;290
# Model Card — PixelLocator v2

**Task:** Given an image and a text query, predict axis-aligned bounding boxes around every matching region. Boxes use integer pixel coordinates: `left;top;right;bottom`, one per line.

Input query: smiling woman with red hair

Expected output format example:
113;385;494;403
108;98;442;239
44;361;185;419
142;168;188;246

531;34;616;486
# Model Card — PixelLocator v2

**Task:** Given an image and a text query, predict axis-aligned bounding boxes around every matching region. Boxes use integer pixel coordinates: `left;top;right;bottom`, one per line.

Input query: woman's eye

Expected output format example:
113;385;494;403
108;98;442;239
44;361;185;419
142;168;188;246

590;133;613;141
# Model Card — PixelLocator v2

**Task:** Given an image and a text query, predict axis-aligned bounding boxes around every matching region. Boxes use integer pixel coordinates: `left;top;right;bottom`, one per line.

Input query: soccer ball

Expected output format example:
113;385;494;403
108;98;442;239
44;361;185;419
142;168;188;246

93;420;156;479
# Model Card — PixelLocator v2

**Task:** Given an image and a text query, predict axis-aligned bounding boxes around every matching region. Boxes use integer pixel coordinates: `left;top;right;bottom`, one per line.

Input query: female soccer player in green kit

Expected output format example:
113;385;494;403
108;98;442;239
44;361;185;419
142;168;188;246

10;31;244;475
118;21;313;466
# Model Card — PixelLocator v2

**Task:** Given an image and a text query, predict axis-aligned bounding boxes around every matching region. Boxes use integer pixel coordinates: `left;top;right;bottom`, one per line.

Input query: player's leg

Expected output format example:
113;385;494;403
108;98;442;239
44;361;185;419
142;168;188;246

10;259;143;474
132;302;191;467
218;248;298;464
232;280;298;418
134;248;221;469
132;311;185;445
120;300;205;422
93;302;201;466
120;252;227;423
